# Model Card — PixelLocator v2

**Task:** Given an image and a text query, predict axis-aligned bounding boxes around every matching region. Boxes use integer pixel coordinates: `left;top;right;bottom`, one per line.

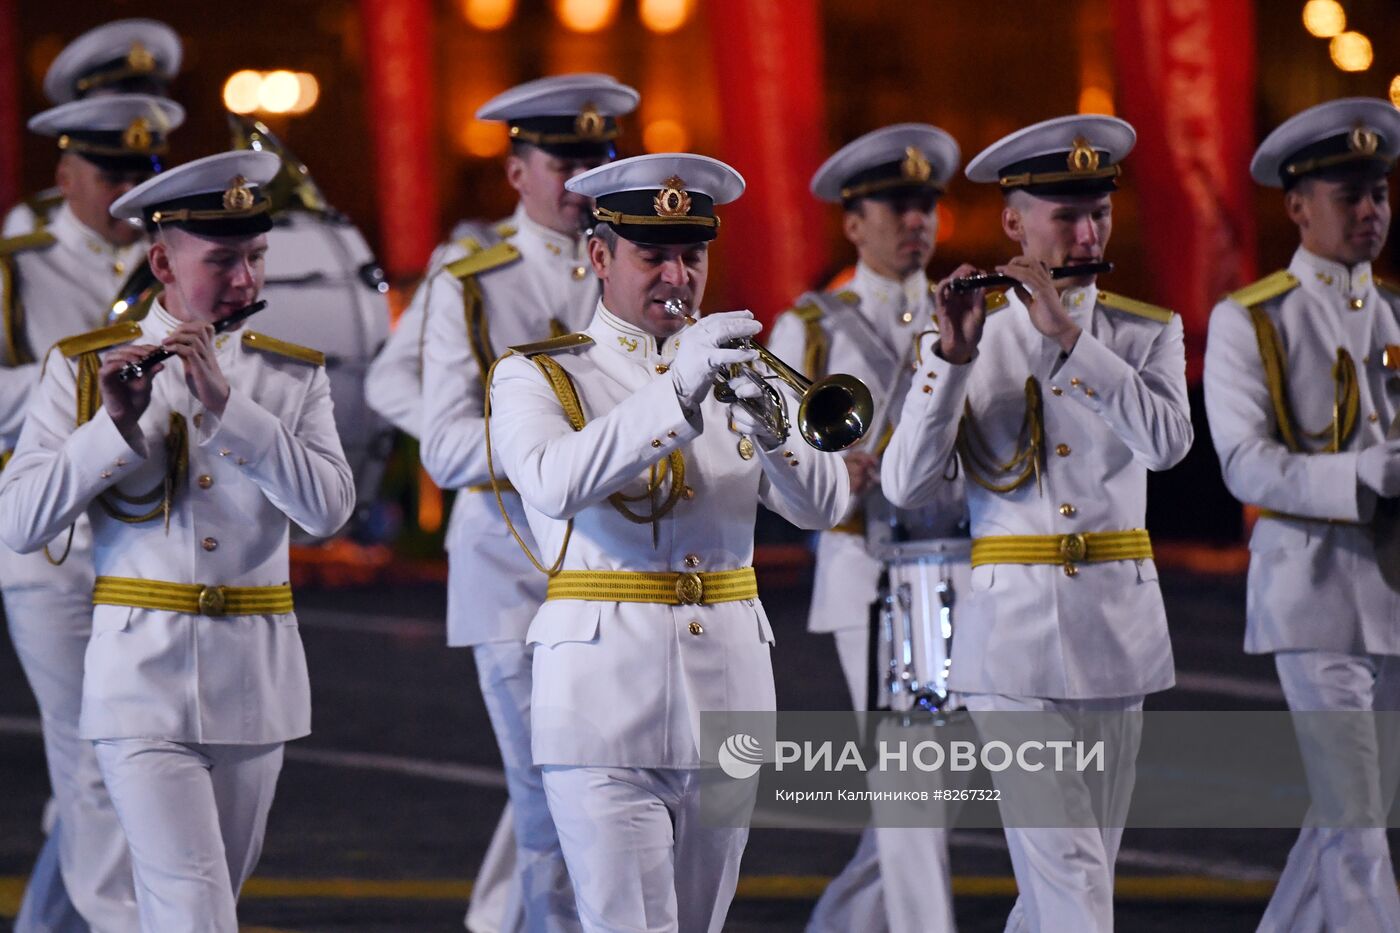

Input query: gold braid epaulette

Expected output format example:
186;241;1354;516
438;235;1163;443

241;331;326;366
0;229;58;367
956;377;1046;494
444;240;522;390
790;302;828;379
1235;271;1357;453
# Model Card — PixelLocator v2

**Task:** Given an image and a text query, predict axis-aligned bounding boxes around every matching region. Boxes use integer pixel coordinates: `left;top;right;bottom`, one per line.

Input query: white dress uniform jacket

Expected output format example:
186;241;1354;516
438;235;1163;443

0;301;355;743
489;303;852;767
768;262;965;638
882;284;1191;699
1205;248;1400;655
420;205;598;647
0;204;144;588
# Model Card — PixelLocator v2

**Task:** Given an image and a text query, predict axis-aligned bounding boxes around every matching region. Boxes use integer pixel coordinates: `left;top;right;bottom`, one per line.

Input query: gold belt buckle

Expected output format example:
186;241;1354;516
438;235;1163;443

197;584;227;616
1059;533;1088;564
675;572;704;605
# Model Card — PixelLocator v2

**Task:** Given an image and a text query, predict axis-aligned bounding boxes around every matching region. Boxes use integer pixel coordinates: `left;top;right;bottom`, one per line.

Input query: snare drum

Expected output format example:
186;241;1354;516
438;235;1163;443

873;538;972;714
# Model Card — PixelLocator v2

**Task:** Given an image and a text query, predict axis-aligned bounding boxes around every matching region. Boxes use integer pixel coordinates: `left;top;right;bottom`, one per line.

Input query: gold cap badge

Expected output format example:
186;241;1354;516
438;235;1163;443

1067;136;1101;173
122;117;152;152
901;146;932;182
654;175;692;217
126;41;156;74
223;175;255;211
575;102;606;140
1350;124;1380;156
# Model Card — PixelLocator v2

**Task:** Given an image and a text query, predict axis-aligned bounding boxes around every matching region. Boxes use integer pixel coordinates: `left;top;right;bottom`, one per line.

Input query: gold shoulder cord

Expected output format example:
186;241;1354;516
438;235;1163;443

791;303;827;379
1;254;34;366
956;376;1046;494
484;351;571;575
46;353;189;564
462;275;495;391
483;349;688;572
1247;305;1358;453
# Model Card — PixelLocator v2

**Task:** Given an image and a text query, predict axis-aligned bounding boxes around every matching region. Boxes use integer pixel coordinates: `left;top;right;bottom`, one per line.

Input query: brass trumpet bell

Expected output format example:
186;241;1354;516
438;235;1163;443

715;341;874;452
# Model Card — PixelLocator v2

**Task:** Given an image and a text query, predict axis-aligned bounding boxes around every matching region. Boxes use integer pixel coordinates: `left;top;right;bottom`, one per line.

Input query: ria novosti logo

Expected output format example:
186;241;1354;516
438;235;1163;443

718;733;765;779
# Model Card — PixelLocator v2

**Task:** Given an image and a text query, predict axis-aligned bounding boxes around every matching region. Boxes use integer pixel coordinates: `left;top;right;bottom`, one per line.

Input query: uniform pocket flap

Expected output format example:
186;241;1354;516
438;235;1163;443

526;604;602;646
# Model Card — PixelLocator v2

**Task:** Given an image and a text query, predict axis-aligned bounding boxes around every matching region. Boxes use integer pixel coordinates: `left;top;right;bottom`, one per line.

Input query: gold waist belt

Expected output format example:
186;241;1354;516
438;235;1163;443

93;577;294;617
465;480;515;494
546;567;758;605
1256;508;1362;527
971;529;1152;575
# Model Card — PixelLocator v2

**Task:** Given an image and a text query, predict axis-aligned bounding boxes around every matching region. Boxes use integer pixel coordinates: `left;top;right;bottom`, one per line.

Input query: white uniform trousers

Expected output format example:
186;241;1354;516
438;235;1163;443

542;766;749;933
1257;650;1400;933
963;693;1143;933
466;801;524;933
93;739;283;933
5;583;138;933
474;640;580;933
807;628;957;933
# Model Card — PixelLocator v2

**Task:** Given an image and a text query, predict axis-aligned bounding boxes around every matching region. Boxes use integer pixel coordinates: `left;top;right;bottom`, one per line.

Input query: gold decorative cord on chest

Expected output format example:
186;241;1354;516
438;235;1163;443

956;377;1046;494
1247;305;1358;453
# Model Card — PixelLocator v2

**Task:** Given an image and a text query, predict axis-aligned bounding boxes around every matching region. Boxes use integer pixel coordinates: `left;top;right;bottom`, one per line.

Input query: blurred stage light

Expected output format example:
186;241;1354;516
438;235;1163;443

258;70;302;114
643;118;688;153
223;70;263;114
290;73;320;115
1330;31;1373;72
1302;0;1346;39
555;0;617;33
1390;75;1400;109
225;70;321;116
1078;86;1115;116
459;119;510;157
640;0;691;34
461;0;515;30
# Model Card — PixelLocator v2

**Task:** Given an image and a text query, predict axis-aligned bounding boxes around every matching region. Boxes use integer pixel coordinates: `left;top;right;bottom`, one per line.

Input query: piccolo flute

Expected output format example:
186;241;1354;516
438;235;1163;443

117;299;268;383
949;261;1113;294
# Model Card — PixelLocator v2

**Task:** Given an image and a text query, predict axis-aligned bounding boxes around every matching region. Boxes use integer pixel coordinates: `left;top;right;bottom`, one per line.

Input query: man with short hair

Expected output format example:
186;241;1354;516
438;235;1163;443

0;92;182;933
4;18;181;239
768;123;966;933
1204;97;1400;932
882;115;1192;931
392;74;637;933
0;150;355;932
488;153;851;933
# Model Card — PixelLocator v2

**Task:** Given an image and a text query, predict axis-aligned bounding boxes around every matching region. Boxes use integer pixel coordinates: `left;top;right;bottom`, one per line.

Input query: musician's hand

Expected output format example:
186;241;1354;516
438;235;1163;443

934;264;987;364
997;256;1081;353
99;344;163;442
162;322;230;417
844;450;880;497
725;377;784;450
670;310;761;410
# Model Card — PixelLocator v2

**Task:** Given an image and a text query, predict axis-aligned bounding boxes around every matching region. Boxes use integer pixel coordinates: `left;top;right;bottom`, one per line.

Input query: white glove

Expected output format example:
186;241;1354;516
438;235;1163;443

669;310;761;410
1359;439;1400;497
727;376;784;450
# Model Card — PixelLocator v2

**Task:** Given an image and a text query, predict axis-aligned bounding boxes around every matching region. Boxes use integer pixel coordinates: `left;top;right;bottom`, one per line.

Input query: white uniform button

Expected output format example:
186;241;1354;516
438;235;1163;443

1059;503;1077;517
684;554;701;568
198;474;214;489
1050;386;1063;396
115;458;127;467
100;469;112;479
218;448;231;457
1056;444;1071;457
655;364;669;374
202;537;218;552
688;621;704;636
572;266;587;280
651;439;662;448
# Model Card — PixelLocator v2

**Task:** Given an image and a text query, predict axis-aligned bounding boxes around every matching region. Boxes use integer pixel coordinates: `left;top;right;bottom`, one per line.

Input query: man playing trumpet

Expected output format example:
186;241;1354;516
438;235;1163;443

882;115;1192;931
487;153;851;932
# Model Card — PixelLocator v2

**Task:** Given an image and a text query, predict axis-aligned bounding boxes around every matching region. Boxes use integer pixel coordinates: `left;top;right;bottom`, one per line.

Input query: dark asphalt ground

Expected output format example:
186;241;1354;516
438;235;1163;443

0;560;1370;931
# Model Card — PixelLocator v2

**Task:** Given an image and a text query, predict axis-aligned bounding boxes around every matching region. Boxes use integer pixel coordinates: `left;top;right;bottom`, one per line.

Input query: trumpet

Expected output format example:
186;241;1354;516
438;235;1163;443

663;299;874;451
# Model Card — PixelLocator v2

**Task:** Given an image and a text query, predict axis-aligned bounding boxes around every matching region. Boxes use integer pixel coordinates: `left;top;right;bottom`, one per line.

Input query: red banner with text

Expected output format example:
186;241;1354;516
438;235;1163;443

360;0;437;278
709;0;828;328
1112;0;1256;381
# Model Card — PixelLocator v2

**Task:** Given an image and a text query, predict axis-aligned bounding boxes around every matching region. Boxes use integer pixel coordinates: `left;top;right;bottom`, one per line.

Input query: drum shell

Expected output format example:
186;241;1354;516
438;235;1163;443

255;211;393;539
875;538;972;713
